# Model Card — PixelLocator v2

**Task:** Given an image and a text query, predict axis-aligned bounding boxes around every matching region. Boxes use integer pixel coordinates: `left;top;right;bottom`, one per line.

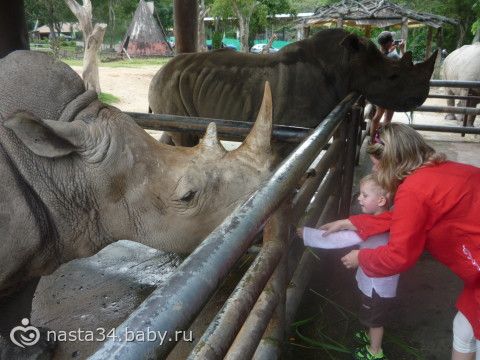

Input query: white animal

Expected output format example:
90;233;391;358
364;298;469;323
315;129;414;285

441;43;480;125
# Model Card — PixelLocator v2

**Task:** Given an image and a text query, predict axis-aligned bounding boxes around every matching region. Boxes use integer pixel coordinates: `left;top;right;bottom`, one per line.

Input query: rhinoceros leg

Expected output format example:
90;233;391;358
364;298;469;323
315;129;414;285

445;88;456;120
0;278;56;359
466;98;479;127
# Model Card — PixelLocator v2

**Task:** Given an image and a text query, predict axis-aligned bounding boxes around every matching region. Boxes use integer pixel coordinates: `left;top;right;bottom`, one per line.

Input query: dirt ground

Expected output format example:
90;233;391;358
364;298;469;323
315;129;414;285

71;65;159;113
35;64;479;360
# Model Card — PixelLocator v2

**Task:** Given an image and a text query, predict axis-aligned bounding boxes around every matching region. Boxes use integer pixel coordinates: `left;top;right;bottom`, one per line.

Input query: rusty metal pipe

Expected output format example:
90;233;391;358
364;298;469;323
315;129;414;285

127;112;311;143
415;105;480;115
300;170;339;228
409;124;480;135
428;94;480;101
291;139;342;221
187;237;283;359
429;80;480;89
340;105;361;217
88;93;358;360
224;280;279;360
288;170;339;282
223;207;288;360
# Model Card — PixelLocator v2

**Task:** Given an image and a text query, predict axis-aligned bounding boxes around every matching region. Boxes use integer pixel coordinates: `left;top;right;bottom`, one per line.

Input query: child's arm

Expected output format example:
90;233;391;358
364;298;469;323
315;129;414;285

301;227;362;249
349;211;392;240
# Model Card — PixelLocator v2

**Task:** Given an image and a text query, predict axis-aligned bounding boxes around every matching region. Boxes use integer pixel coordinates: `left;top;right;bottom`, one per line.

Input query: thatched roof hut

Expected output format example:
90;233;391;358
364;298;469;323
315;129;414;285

121;0;173;57
298;0;458;59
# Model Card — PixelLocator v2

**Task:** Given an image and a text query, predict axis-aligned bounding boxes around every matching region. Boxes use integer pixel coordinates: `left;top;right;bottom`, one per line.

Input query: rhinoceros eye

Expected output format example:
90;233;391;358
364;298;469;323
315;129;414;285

179;190;197;203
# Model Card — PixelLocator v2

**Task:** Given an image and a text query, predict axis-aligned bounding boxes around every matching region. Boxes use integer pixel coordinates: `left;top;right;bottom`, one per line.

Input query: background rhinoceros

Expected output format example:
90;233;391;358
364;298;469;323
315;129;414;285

0;51;274;358
148;28;437;148
441;43;480;126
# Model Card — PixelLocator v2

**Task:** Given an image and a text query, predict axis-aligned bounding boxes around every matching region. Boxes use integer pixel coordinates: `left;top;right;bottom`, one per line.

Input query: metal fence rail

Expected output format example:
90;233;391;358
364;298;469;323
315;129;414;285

126;112;311;143
429;80;480;88
404;79;480;137
89;93;361;360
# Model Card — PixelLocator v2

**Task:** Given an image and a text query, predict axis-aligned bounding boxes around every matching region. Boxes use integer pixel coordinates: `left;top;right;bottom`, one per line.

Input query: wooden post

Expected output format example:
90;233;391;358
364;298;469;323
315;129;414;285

174;0;197;53
401;17;408;49
336;17;344;28
0;0;29;58
425;27;433;60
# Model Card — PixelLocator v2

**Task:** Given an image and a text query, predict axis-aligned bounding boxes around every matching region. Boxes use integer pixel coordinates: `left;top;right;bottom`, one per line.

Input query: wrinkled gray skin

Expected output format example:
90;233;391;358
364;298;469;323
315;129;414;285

441;43;480;125
0;51;274;358
149;28;437;150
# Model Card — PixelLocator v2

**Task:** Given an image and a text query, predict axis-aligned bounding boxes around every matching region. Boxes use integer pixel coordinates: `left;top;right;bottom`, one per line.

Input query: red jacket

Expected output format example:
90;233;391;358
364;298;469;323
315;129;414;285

349;161;480;338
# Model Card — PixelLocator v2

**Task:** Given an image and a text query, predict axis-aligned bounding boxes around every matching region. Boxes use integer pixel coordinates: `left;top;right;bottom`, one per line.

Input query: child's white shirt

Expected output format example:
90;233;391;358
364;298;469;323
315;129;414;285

302;228;399;298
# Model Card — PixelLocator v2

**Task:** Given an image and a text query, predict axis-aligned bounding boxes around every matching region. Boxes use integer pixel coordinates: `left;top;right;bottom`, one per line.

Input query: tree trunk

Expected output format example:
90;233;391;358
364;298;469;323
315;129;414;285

233;1;256;53
83;24;106;93
108;0;117;49
238;15;250;52
401;17;408;49
48;23;57;39
473;27;480;43
425;27;433;60
65;0;105;93
197;0;208;52
457;22;467;48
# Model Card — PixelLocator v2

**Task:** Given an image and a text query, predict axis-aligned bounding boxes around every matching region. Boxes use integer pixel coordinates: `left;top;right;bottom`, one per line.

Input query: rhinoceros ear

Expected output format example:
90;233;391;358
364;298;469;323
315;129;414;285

4;112;86;158
238;81;273;154
340;33;363;53
199;122;226;155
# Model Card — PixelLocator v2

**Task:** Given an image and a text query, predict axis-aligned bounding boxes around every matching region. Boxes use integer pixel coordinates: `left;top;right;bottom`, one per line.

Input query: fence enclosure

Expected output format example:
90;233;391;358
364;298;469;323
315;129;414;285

89;79;479;360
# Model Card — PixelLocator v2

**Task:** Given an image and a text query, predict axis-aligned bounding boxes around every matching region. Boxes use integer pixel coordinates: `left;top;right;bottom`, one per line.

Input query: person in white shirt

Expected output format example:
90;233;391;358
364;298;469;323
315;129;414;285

297;174;397;360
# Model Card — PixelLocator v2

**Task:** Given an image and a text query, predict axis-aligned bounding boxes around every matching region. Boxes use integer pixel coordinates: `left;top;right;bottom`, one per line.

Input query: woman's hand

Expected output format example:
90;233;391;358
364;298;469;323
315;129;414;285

320;219;356;235
341;250;360;269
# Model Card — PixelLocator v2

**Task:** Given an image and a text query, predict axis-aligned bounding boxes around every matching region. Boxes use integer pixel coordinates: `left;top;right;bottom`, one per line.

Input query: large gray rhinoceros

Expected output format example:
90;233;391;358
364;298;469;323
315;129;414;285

441;43;480;126
149;28;437;148
0;51;274;358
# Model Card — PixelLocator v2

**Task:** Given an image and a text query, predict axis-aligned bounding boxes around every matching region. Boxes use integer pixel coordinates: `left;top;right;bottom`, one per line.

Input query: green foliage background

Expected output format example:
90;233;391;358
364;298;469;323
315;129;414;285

24;0;480;58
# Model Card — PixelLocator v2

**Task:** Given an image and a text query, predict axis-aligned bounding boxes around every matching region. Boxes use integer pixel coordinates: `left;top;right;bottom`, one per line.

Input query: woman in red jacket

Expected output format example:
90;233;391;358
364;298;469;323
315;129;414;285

322;123;480;359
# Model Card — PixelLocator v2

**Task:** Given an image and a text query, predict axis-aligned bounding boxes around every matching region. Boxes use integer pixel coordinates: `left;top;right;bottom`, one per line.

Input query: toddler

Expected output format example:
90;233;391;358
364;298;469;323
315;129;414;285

298;174;398;360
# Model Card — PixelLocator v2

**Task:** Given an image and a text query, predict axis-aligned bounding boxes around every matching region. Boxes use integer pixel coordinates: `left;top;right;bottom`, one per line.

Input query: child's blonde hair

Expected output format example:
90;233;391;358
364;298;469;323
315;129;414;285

359;174;389;199
373;123;446;192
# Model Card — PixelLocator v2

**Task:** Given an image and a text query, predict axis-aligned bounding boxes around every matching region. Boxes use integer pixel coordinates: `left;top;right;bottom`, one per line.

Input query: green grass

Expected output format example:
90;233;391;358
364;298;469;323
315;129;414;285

62;57;171;68
98;92;120;105
289;289;425;359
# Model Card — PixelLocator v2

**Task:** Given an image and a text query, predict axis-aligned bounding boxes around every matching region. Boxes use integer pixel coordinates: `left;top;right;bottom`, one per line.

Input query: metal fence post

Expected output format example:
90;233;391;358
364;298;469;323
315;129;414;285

340;103;361;217
225;202;289;359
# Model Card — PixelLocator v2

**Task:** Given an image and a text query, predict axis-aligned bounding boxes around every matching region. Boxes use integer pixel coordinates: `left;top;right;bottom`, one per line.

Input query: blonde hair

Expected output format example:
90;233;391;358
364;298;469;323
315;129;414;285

360;174;389;197
366;143;383;160
375;123;446;192
360;173;391;208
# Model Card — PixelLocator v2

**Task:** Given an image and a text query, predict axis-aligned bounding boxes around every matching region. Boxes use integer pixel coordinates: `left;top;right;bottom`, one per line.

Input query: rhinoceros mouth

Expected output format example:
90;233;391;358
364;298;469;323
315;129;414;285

384;95;426;112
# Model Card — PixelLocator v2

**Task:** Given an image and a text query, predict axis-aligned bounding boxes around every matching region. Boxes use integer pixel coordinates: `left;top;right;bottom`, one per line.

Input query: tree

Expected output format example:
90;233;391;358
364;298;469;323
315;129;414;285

404;0;477;48
25;0;74;38
212;0;293;52
65;0;106;93
471;0;480;42
198;0;210;51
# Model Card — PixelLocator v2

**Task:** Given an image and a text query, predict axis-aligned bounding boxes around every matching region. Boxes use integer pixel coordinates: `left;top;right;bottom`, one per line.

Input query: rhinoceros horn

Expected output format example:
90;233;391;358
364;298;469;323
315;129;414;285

198;122;227;155
236;81;273;156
